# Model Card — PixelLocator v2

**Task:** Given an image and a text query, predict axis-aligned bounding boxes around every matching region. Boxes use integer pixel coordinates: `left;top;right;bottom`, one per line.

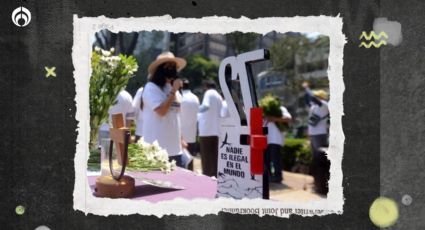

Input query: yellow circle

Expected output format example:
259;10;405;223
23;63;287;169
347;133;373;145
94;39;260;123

15;205;25;215
369;197;399;228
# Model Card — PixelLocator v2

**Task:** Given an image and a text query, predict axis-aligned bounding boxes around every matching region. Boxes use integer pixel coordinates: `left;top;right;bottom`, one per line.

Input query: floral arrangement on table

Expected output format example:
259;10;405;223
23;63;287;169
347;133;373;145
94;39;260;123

259;94;288;132
126;138;176;173
89;47;138;147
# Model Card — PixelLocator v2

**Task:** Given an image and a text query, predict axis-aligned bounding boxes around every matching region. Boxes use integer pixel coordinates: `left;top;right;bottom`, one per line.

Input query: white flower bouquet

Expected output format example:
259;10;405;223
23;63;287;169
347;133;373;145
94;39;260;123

89;47;138;147
126;138;176;173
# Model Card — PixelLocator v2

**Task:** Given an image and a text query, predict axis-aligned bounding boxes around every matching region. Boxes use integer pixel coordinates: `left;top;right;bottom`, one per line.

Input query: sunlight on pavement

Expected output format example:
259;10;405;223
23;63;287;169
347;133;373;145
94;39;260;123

193;155;325;202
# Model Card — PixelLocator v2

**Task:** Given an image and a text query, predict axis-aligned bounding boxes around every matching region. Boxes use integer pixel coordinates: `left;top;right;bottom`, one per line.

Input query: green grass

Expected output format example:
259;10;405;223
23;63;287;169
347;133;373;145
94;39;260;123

281;138;312;171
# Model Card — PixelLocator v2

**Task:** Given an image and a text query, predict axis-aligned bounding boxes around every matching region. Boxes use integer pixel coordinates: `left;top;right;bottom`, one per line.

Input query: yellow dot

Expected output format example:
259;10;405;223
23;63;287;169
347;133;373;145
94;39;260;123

15;205;25;215
369;197;399;228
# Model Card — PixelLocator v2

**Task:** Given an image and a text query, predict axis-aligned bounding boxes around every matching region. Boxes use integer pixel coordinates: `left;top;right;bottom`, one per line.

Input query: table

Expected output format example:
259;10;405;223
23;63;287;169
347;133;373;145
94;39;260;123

87;168;217;202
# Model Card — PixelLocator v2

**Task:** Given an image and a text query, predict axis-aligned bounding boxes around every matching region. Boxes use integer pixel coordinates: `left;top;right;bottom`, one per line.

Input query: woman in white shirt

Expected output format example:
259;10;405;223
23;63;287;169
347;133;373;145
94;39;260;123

141;52;187;167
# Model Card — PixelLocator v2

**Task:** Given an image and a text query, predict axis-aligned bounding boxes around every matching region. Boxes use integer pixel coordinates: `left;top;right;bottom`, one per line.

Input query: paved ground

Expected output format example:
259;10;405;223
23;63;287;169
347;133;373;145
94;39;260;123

192;155;325;202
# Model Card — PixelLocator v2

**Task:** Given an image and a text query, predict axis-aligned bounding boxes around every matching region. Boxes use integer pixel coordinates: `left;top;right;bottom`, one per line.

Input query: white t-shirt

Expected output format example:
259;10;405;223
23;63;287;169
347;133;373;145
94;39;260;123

198;89;223;137
267;106;292;146
142;82;182;156
101;90;134;129
221;100;230;118
132;87;144;136
180;90;200;143
308;100;329;136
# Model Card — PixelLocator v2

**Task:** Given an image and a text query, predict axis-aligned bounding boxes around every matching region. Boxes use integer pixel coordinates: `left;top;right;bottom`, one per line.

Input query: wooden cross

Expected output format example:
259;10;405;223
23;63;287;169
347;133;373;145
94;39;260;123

110;113;130;166
94;113;135;198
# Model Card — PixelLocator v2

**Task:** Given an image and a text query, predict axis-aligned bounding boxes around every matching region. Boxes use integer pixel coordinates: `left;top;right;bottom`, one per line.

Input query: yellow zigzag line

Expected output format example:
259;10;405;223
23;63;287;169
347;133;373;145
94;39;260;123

359;31;388;40
359;40;387;48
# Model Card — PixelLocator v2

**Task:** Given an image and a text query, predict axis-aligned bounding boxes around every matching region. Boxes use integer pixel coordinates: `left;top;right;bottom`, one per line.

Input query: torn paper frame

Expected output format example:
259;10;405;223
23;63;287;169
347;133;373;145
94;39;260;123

72;15;346;217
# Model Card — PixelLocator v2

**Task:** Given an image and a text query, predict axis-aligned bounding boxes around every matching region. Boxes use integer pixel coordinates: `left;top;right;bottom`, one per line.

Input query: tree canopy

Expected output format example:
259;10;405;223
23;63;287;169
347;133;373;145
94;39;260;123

270;35;329;73
93;30;139;56
180;54;219;95
270;35;310;73
226;32;259;55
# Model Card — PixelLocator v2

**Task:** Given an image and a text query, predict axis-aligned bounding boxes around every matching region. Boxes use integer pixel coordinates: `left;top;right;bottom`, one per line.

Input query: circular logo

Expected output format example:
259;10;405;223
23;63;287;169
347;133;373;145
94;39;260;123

11;6;31;27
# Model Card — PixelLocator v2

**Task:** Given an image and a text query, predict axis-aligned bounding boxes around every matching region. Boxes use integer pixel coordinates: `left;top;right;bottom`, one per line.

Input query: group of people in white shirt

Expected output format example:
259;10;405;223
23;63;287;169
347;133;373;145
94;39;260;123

102;52;225;173
101;52;329;190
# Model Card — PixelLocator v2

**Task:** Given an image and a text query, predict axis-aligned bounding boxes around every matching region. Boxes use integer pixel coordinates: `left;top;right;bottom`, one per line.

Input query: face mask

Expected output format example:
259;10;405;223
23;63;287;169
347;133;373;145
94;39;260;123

164;67;177;79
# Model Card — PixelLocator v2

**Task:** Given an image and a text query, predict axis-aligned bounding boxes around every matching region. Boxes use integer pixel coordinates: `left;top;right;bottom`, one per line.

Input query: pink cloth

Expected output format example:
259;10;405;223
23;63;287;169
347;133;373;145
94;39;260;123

88;168;217;202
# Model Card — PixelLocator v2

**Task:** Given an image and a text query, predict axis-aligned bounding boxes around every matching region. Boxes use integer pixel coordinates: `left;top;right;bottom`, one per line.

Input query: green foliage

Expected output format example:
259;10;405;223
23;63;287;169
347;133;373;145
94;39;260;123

87;148;100;171
90;48;138;146
226;32;259;54
180;54;219;94
259;94;283;117
130;124;136;136
270;35;310;72
313;35;330;50
295;140;313;165
259;94;287;132
281;138;312;170
269;35;329;95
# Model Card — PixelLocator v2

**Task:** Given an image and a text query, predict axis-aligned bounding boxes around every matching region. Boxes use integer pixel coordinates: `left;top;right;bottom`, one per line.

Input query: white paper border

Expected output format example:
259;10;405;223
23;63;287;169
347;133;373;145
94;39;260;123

72;15;346;217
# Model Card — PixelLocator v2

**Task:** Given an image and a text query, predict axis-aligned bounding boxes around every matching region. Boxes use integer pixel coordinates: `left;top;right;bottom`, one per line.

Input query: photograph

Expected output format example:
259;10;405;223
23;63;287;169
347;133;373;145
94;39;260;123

86;29;330;202
72;16;344;217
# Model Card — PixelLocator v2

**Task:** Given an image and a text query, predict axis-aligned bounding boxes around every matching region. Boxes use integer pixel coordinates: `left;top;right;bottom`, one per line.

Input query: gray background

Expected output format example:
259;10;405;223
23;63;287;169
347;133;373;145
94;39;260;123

0;0;422;229
380;1;425;229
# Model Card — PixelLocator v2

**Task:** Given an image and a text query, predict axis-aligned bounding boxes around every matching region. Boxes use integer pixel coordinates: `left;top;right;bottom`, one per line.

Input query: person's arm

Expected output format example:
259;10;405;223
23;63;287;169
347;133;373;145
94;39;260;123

123;93;135;126
220;101;229;118
198;90;211;113
195;95;200;113
154;91;176;117
199;104;209;113
266;107;292;123
181;137;188;149
302;82;322;106
154;80;182;117
266;115;292;124
132;87;143;118
267;116;291;123
306;89;323;106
